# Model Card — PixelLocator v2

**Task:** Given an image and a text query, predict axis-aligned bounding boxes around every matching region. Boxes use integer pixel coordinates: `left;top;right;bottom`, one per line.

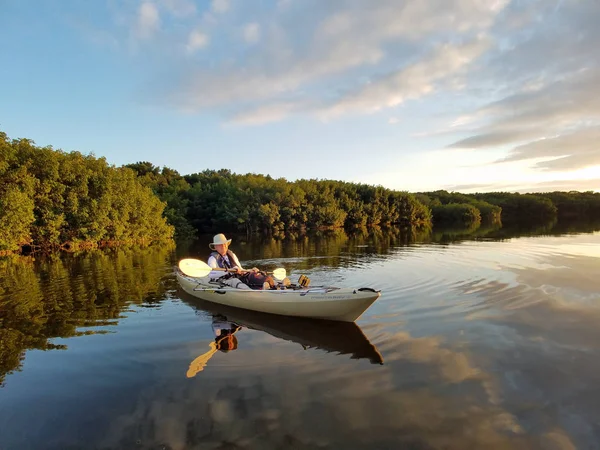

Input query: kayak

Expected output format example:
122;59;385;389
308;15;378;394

175;269;381;322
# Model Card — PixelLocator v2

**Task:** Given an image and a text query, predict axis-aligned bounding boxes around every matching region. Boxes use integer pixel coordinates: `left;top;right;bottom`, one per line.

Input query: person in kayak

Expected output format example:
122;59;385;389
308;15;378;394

207;233;288;289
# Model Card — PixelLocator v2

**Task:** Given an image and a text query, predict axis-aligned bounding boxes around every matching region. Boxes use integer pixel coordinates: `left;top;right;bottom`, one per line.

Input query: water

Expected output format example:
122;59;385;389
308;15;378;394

1;225;600;449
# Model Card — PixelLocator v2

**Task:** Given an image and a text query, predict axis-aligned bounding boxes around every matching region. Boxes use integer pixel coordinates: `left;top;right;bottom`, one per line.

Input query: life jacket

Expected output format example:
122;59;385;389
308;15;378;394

210;250;237;269
215;333;238;352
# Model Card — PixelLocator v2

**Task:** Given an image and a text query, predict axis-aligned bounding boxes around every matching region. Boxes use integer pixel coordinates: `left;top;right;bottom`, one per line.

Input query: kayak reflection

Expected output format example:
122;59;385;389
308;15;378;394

179;291;384;374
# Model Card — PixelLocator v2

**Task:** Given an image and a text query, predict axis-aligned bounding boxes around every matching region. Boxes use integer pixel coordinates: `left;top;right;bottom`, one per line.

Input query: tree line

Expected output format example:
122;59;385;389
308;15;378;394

126;162;432;238
129;161;599;236
0;132;174;254
1;130;599;253
415;190;600;227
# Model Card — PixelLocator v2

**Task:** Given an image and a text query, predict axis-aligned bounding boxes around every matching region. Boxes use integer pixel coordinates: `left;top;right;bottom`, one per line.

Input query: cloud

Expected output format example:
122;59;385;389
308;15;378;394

136;2;160;39
142;0;598;181
448;69;600;171
445;178;600;194
243;23;260;44
163;0;506;116
170;36;490;124
186;29;209;53
443;1;600;172
502;127;600;171
449;69;600;149
313;0;507;44
211;0;230;14
319;38;491;119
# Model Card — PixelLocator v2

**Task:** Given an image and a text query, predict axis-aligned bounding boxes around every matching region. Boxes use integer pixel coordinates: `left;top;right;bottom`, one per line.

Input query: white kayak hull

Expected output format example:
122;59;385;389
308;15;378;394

176;270;380;322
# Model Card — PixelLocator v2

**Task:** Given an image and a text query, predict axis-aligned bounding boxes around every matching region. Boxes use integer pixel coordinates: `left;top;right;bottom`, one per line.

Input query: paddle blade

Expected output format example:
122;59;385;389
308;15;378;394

272;268;286;280
179;258;211;278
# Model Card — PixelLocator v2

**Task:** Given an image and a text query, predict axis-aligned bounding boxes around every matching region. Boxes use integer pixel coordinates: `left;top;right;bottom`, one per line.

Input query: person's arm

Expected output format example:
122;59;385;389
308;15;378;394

230;252;260;273
230;252;244;271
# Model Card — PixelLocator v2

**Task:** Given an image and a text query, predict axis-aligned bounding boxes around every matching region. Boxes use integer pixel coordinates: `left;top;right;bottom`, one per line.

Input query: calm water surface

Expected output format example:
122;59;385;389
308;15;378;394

1;226;600;449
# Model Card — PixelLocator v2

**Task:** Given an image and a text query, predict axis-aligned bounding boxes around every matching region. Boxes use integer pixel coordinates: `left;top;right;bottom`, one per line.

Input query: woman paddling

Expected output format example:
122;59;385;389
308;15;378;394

207;233;289;290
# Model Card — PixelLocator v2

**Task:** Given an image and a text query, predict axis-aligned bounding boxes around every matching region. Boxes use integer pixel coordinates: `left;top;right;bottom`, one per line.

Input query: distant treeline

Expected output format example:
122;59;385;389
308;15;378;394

125;162;432;238
127;162;600;236
1;130;599;253
416;190;600;227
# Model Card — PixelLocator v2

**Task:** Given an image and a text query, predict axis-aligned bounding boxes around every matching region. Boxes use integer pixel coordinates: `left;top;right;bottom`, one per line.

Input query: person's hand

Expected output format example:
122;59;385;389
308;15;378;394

233;266;243;274
251;267;259;273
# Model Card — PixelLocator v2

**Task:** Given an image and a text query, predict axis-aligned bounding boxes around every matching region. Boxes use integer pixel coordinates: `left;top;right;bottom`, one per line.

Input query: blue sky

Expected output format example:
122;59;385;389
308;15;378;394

1;0;599;193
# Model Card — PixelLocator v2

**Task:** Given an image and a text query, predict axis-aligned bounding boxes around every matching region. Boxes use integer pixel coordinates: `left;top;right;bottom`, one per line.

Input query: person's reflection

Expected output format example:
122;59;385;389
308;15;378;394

186;316;242;378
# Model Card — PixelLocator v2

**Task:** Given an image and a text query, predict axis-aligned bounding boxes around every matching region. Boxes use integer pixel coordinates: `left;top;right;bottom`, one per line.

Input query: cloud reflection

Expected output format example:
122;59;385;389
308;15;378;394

98;317;543;449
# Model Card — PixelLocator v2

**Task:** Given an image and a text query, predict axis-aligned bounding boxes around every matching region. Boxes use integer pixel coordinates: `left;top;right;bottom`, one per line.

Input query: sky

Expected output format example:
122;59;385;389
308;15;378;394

1;0;599;193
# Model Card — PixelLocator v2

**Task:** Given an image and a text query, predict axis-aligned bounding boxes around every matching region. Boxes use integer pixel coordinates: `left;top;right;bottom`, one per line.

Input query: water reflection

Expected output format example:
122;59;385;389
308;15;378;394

1;221;600;449
180;292;385;374
182;218;600;267
0;244;175;386
93;309;539;449
187;316;242;377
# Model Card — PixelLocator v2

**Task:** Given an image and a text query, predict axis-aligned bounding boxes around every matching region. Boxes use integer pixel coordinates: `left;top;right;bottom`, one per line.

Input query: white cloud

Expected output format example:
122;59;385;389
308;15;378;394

319;38;491;119
186;29;209;53
437;0;600;174
168;36;490;125
445;176;600;194
243;23;260;44
502;127;600;171
211;0;230;14
163;0;505;121
136;2;160;39
449;69;600;171
388;117;399;124
315;0;508;43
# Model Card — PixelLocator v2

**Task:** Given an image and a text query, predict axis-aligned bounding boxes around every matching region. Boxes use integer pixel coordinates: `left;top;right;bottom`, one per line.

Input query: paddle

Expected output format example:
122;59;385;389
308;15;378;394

179;258;287;281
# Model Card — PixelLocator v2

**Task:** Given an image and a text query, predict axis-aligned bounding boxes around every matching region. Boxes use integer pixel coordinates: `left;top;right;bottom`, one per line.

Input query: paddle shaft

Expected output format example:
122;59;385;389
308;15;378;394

210;267;276;275
178;258;286;280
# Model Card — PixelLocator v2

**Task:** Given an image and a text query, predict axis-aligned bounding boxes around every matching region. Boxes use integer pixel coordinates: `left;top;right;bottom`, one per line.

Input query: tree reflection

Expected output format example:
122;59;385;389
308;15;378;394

183;218;598;277
0;243;174;386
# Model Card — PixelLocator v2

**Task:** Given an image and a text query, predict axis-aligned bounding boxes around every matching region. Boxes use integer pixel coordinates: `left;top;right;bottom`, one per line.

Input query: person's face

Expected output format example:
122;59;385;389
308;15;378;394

214;243;228;255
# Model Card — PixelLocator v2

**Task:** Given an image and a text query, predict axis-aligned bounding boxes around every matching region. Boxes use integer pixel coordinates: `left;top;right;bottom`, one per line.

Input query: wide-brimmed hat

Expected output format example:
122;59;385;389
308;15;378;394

209;233;232;249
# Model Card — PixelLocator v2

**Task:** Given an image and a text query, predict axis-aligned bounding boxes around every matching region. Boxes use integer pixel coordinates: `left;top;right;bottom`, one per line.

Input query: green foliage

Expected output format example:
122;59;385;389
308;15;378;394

420;189;599;226
473;192;557;223
173;172;432;233
420;191;501;224
469;200;502;223
127;167;598;234
537;191;600;219
0;132;174;253
431;203;482;226
125;162;196;239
